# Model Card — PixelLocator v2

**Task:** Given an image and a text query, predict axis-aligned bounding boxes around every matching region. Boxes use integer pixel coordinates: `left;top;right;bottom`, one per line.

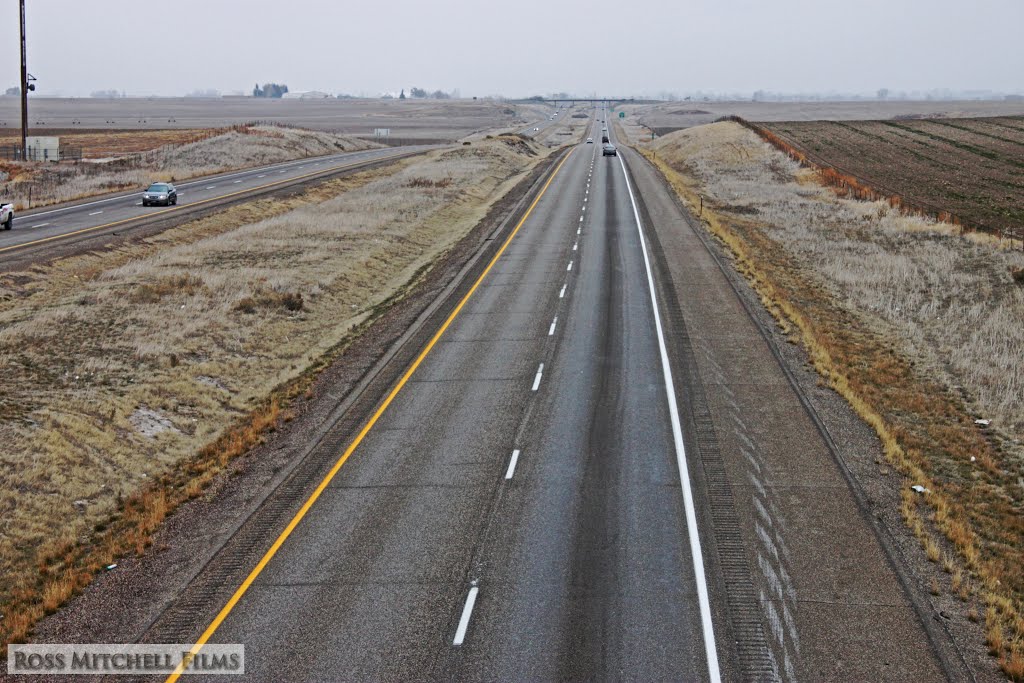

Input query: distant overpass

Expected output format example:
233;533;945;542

508;98;662;106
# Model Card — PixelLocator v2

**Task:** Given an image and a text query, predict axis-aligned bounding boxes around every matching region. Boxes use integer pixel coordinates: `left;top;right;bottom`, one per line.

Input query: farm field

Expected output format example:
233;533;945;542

619;100;1024;135
0;128;215;158
0;97;546;143
760;117;1024;241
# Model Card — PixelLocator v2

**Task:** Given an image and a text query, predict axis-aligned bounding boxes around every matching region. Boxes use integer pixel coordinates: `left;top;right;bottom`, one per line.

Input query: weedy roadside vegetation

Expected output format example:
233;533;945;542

0;136;545;652
644;121;1024;679
0;124;379;211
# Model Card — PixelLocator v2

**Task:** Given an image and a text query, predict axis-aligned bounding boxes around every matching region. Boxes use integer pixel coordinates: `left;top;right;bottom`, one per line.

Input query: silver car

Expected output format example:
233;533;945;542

142;182;178;207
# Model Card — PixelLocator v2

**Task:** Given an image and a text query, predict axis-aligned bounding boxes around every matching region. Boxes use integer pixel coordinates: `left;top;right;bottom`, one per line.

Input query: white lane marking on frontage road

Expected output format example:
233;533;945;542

32;223;50;228
573;242;578;251
234;180;243;184
617;153;722;683
577;227;581;235
258;174;267;178
531;363;544;391
548;316;558;336
205;186;216;189
579;216;583;222
505;450;521;479
88;211;103;216
559;283;567;298
135;202;142;206
452;586;480;645
567;261;573;271
279;170;287;174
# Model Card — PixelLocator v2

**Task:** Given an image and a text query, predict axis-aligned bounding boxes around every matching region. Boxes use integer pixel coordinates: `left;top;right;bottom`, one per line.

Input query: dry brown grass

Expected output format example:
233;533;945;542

0;137;545;652
644;121;1024;678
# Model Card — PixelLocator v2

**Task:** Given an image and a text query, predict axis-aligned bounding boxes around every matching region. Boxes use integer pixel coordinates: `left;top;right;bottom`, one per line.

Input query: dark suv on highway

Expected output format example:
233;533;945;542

142;182;177;206
602;143;617;157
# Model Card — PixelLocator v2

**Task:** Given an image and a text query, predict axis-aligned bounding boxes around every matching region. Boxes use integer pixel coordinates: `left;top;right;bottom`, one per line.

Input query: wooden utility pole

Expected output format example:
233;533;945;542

20;0;28;160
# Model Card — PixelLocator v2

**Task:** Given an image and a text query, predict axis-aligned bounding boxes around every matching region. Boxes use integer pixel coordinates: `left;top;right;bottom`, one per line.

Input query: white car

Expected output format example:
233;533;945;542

0;202;13;230
586;137;594;144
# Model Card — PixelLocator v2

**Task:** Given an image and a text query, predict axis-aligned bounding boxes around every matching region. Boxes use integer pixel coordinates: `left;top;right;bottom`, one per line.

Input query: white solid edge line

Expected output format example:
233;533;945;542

505;449;521;480
453;586;479;645
548;316;558;336
531;363;544;391
616;153;722;683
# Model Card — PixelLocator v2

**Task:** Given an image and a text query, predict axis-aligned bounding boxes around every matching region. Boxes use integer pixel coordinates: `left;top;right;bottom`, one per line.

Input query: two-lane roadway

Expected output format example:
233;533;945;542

157;118;722;681
0;145;433;261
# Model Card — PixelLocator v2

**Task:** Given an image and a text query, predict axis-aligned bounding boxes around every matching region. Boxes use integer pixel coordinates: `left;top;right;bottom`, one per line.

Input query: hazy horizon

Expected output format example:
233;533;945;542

3;0;1022;99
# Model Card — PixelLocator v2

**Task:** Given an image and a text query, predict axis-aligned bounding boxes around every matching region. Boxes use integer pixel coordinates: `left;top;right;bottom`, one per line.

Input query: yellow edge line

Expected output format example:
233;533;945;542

163;148;574;681
0;151;413;255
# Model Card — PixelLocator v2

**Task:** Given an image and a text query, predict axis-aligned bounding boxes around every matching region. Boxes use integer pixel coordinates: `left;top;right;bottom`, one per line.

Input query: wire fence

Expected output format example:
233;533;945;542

0;145;83;161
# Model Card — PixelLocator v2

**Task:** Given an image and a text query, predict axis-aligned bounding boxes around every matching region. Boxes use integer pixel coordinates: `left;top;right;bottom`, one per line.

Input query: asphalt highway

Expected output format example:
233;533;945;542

166;110;719;681
0;146;431;258
137;108;952;683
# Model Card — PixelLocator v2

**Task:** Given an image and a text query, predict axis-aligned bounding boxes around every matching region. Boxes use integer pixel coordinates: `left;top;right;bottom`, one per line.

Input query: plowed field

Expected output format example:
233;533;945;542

762;117;1024;240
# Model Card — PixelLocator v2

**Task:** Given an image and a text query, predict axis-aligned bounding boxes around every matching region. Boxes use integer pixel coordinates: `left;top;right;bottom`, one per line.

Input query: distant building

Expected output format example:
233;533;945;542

281;91;332;100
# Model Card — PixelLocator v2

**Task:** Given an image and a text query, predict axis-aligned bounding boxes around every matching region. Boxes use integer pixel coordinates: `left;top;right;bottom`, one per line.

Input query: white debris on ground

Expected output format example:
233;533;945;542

128;407;178;438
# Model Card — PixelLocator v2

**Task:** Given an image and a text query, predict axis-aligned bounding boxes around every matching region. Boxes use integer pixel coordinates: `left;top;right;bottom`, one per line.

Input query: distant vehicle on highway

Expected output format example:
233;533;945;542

142;182;177;207
586;137;594;144
602;143;617;156
533;127;540;131
1;202;13;230
602;135;610;143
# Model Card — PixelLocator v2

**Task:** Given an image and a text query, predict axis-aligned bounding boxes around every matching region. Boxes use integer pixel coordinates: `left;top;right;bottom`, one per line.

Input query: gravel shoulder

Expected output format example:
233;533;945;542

622;141;984;681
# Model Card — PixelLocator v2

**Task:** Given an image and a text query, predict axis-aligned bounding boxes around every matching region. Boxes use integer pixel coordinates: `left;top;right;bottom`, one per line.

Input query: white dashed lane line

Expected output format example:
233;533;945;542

531;363;544;391
504;450;521;480
32;223;50;228
548;317;558;336
559;283;567;298
452;586;480;646
88;211;103;216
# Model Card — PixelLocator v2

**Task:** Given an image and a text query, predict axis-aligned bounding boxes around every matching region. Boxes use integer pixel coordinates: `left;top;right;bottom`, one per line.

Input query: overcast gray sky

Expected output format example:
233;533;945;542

3;0;1022;98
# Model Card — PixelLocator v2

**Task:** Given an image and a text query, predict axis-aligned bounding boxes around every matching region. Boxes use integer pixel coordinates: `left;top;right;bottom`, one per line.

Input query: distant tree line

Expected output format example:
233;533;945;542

90;89;125;98
253;83;289;98
399;87;457;100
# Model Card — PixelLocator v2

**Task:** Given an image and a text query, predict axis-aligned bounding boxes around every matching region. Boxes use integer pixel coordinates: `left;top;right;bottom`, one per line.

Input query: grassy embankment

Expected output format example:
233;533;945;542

642;121;1024;678
0;135;545;652
0;125;380;211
